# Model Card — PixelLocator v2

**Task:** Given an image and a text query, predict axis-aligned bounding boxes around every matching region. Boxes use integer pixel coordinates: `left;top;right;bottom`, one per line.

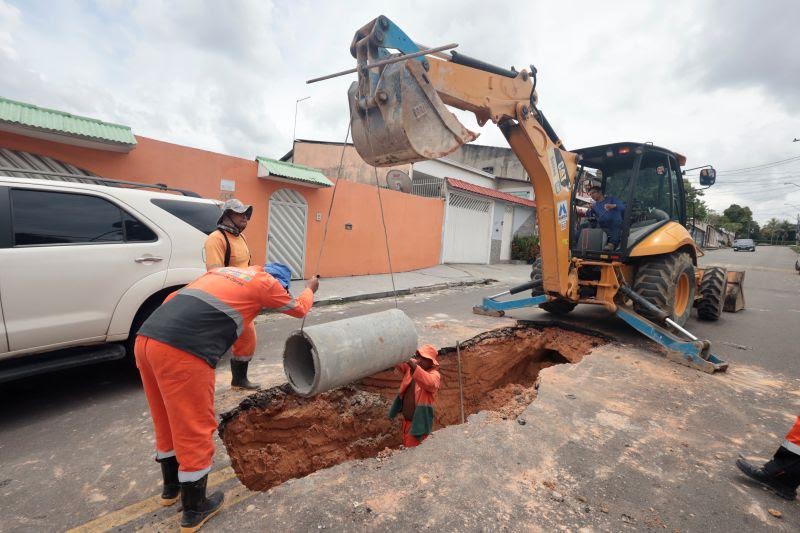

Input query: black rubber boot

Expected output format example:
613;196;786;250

179;474;224;532
156;455;180;506
736;446;800;500
230;360;260;390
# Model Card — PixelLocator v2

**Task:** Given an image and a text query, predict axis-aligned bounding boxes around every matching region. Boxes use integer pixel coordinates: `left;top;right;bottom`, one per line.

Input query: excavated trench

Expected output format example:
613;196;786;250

219;324;607;491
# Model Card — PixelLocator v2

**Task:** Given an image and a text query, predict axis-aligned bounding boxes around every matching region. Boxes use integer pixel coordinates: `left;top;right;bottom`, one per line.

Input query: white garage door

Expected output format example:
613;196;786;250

442;193;491;263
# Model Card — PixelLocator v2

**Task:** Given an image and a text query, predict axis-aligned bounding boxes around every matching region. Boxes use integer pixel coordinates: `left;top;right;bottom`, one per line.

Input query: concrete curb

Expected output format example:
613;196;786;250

311;278;496;308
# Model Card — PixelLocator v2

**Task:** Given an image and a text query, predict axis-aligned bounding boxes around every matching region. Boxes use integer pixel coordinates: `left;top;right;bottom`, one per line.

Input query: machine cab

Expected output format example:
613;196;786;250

569;142;689;259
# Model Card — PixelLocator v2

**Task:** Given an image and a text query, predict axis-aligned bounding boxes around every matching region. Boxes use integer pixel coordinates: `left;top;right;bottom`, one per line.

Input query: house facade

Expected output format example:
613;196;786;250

0;97;444;279
288;139;538;265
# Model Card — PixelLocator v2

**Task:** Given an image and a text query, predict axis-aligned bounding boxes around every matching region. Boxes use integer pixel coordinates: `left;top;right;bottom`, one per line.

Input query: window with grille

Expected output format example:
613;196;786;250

449;193;491;212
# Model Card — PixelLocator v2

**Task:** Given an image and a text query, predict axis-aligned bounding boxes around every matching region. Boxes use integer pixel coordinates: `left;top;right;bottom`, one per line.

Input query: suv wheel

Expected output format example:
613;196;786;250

124;301;161;361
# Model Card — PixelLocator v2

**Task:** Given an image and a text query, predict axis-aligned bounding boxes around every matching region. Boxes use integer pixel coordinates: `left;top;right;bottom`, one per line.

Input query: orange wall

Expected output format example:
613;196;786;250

0;131;444;278
309;179;444;277
292;141;412;187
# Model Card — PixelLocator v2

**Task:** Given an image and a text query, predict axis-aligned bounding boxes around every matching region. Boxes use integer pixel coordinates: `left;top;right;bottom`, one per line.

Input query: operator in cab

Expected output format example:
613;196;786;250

588;185;626;251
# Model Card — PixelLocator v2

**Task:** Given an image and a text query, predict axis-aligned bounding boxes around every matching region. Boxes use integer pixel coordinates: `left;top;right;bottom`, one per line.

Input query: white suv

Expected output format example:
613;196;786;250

0;175;222;381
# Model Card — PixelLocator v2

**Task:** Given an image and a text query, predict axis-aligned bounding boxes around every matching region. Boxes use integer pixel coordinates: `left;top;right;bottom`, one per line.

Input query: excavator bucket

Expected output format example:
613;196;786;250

348;59;477;167
723;270;746;312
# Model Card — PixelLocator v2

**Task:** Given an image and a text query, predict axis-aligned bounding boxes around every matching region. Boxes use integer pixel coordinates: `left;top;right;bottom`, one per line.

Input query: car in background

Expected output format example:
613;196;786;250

733;238;756;252
0;174;222;382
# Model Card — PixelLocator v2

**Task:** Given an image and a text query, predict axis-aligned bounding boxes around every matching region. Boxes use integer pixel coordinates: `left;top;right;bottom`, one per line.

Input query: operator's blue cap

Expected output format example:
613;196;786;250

264;262;291;290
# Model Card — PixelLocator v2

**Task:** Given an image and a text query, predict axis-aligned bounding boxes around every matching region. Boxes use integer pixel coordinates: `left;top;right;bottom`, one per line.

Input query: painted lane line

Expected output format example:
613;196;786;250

66;466;236;533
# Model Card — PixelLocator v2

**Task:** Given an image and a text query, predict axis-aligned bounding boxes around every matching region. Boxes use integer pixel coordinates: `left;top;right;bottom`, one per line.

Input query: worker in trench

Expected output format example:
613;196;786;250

203;198;263;391
736;416;800;500
134;265;319;532
389;344;442;447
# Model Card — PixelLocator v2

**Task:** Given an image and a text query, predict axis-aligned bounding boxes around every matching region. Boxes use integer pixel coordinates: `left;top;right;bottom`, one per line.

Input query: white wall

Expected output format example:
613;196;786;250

512;206;536;235
413;158;495;189
497;183;533;199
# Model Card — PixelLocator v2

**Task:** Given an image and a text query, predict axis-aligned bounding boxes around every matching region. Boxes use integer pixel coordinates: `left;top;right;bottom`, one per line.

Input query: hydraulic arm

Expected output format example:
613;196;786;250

335;15;729;373
347;15;577;300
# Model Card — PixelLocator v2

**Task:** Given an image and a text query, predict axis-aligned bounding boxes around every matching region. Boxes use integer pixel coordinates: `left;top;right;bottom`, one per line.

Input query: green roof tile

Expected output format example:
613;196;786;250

256;156;333;187
0;96;136;146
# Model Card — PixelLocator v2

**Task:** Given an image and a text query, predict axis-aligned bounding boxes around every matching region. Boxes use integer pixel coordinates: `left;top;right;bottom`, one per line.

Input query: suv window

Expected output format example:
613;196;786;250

123;212;158;242
151;199;220;235
11;189;156;246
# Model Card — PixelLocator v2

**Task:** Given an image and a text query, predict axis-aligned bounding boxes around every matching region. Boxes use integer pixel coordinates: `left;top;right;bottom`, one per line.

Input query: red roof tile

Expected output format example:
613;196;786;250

445;177;535;208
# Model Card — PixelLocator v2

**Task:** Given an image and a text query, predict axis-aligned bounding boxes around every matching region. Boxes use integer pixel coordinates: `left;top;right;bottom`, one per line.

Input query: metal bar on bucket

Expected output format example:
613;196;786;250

307;43;458;84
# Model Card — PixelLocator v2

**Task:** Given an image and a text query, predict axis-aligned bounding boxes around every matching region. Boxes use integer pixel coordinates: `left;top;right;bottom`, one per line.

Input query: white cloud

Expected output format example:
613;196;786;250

0;0;21;60
1;0;798;223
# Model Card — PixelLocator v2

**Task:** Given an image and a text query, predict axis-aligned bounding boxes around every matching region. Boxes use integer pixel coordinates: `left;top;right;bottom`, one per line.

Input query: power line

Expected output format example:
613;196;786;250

686;154;800;174
702;185;796;196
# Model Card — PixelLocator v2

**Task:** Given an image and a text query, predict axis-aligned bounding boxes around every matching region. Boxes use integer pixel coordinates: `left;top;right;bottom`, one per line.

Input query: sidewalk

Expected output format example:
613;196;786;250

288;263;533;306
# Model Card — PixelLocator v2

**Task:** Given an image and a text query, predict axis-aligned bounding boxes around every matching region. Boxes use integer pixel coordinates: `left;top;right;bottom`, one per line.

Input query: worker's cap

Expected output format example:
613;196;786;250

264;262;292;290
415;344;439;366
218;198;253;224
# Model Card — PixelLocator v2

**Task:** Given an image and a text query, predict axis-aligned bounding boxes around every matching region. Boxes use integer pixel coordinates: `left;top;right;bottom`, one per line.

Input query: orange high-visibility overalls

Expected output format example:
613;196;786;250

784;416;800;456
135;266;313;481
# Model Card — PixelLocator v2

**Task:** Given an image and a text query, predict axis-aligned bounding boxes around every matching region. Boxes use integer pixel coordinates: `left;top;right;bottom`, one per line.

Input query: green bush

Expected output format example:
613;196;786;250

511;235;540;263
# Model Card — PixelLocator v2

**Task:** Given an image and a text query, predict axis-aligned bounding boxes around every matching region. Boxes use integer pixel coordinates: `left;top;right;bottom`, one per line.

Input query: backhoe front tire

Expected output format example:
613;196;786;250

632;252;695;327
530;257;577;316
697;266;727;321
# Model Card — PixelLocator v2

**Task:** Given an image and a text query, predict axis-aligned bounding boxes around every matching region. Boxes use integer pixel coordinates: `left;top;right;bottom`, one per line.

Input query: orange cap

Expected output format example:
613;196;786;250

416;344;439;366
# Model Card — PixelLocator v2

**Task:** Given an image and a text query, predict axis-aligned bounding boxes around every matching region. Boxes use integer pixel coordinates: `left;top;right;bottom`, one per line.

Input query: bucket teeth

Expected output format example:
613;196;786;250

472;306;505;317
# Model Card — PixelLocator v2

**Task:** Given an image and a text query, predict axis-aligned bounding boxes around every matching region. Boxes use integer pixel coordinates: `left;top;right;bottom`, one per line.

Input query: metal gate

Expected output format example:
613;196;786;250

267;189;308;279
442;192;491;264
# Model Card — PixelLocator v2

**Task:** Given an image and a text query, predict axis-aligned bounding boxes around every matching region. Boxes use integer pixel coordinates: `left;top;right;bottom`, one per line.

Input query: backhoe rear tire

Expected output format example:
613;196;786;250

530;257;577;316
632;252;695;327
697;266;727;321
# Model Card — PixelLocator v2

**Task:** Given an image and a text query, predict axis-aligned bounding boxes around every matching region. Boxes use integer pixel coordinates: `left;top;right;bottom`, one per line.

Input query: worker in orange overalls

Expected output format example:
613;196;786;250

203;198;263;391
737;416;800;500
135;265;318;532
389;344;441;448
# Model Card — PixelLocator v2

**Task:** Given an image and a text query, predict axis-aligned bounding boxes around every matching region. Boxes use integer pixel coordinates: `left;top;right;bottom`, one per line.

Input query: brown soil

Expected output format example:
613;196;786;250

361;324;604;426
219;385;400;492
220;324;606;492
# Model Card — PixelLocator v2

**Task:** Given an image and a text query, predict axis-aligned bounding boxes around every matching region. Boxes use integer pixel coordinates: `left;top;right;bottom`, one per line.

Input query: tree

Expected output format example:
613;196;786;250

719;203;756;238
779;220;795;243
683;179;709;221
722;204;754;225
763;218;781;243
748;220;762;240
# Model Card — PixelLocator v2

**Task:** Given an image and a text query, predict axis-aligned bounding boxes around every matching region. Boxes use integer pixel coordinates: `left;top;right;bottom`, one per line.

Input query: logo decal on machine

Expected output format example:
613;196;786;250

557;200;569;230
547;148;562;194
547;148;571;193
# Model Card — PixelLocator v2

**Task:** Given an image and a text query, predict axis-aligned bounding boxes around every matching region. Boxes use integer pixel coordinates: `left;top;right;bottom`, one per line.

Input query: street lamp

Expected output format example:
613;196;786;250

293;96;311;142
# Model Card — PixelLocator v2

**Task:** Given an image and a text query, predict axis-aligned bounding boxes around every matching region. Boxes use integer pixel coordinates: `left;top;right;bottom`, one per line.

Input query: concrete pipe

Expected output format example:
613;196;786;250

283;309;418;397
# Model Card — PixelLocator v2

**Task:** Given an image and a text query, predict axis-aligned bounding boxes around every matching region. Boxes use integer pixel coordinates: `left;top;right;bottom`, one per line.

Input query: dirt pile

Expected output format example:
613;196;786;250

220;324;606;492
219;385;400;491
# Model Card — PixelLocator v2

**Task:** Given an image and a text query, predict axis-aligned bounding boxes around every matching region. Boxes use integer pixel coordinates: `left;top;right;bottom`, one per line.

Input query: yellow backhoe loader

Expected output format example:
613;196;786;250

332;16;745;372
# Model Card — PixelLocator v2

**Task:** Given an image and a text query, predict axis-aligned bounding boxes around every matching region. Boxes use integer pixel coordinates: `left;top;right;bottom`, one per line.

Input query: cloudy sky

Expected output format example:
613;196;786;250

1;0;798;223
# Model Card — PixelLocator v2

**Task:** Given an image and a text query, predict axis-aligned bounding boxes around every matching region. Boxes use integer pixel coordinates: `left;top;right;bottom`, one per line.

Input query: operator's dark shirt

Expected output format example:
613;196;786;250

589;196;626;225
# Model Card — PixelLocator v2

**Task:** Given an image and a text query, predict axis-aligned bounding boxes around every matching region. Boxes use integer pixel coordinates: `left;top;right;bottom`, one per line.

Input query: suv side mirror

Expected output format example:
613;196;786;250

699;168;716;187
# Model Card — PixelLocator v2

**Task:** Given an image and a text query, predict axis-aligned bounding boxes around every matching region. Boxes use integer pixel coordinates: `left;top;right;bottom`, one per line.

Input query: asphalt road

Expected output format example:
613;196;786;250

0;246;797;531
